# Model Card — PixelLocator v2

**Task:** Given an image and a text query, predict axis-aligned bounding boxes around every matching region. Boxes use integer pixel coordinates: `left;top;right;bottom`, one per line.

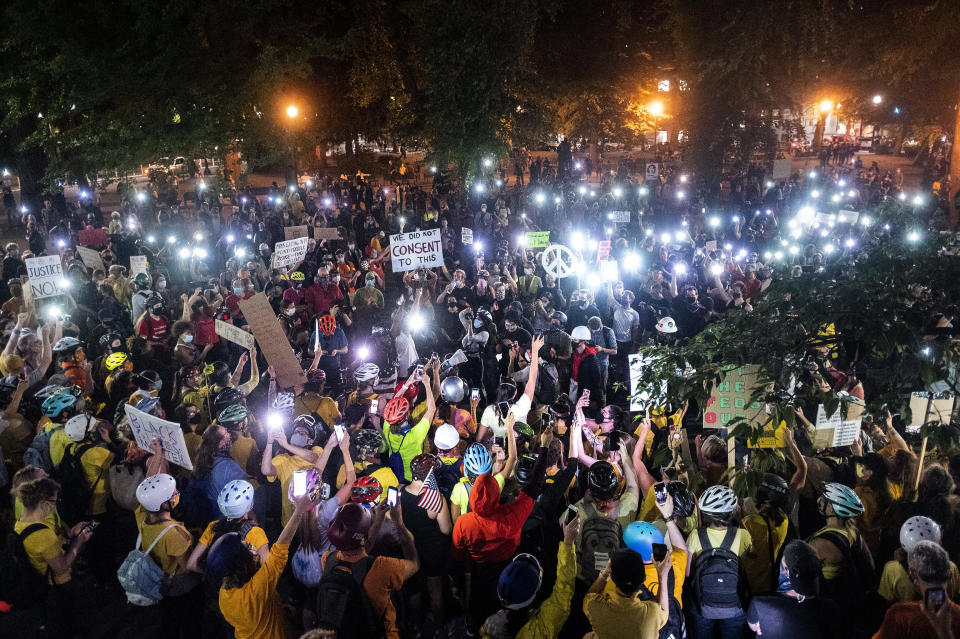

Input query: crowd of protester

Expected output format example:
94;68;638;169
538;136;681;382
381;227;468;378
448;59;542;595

0;148;957;639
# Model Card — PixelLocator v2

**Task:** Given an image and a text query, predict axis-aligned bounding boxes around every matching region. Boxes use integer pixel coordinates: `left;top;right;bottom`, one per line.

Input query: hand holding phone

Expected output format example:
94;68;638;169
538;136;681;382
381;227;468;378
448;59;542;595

925;586;946;614
292;470;307;497
334;423;345;441
564;504;578;524
471;388;480;402
386;486;398;507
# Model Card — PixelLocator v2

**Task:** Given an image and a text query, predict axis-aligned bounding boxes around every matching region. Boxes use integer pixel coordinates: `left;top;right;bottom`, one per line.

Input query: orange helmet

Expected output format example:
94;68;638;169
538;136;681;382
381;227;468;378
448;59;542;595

383;397;410;424
351;476;382;504
319;314;337;335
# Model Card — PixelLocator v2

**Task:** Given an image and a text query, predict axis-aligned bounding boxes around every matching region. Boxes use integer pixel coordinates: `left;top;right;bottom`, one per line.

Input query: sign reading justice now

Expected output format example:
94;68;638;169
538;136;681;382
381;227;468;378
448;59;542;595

25;255;65;299
389;228;443;273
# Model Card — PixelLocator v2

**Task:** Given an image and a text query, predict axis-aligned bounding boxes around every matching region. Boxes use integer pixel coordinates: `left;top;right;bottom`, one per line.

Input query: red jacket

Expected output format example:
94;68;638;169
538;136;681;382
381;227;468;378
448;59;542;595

451;473;534;564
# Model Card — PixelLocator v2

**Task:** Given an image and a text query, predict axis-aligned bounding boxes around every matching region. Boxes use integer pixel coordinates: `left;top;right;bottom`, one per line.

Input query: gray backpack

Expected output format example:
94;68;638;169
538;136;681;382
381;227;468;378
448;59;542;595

23;424;62;473
117;524;177;606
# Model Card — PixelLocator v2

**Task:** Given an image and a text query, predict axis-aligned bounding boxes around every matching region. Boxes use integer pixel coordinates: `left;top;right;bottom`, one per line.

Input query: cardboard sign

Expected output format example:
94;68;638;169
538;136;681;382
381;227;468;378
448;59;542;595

814;404;863;448
77;227;109;248
645;163;659;180
389;228;444;273
216;319;255;350
130;255;148;277
747;419;787;448
628;354;667;411
461;228;473;245
909;392;955;429
76;247;104;272
814;212;833;225
124;403;194;470
597;240;611;262
611;210;630;223
272;237;309;270
238;293;306;388
837;210;860;225
526;231;551;248
284;225;309;240
772;158;791;180
25;255;65;299
703;364;770;429
313;226;341;241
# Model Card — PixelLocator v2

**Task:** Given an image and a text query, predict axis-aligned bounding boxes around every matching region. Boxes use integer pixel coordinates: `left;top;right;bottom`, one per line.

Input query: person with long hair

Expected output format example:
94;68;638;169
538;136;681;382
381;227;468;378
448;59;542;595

852;451;894;553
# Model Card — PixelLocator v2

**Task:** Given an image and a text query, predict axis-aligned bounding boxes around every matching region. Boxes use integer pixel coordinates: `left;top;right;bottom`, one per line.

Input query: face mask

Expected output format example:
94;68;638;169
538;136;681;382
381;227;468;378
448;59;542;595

524;268;532;276
580;301;588;308
348;244;355;250
473;319;483;329
776;565;793;595
183;334;194;343
455;280;463;288
285;308;296;316
188;414;202;425
337;256;344;262
366;279;375;287
332;275;340;284
620;297;630;308
290;432;309;447
153;380;162;391
157;280;166;290
495;290;505;301
233;287;242;295
319;277;329;286
151;307;162;315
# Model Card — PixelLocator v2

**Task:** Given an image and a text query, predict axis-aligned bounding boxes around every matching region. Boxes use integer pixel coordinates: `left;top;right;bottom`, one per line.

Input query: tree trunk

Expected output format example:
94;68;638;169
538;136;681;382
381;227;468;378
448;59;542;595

813;113;825;150
950;83;960;229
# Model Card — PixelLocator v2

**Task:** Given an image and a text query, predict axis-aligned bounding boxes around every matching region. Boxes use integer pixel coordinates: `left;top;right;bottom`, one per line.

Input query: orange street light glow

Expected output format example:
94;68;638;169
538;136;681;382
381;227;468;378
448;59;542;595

286;104;299;118
649;101;664;116
819;100;833;113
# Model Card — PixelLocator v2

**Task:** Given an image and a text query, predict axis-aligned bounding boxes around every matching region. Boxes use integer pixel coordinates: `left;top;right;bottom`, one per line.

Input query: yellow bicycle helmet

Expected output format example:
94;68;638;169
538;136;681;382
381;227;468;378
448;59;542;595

105;352;128;370
290;271;305;281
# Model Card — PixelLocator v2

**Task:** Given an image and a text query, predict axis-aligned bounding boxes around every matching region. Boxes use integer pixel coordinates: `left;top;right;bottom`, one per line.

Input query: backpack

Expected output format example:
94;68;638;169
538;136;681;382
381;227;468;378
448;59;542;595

385;430;409;481
638;572;686;639
0;524;50;611
691;527;743;619
110;462;146;512
205;520;254;586
52;443;98;526
315;554;383;638
533;363;558;406
23;424;62;473
579;509;623;582
434;460;462;497
117;524;177;606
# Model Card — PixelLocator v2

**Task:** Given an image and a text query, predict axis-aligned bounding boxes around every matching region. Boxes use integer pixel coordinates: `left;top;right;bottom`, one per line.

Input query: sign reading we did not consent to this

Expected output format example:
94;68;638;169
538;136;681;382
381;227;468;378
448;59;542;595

390;228;444;273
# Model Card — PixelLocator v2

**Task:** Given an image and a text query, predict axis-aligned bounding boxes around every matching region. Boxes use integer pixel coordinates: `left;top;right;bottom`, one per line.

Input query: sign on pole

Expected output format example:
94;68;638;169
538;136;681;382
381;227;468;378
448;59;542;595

271;237;309;270
76;247;105;272
284;225;309;240
645;163;659;180
461;228;474;245
389;228;444;273
597;240;611;262
238;293;306;388
124;403;194;470
215;319;255;350
525;231;551;248
130;255;148;277
703;364;770;429
25;255;65;299
772;158;792;181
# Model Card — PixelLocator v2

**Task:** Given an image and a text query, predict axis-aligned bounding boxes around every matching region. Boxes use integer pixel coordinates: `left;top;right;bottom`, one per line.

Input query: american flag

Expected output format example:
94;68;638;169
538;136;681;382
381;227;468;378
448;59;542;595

418;467;443;512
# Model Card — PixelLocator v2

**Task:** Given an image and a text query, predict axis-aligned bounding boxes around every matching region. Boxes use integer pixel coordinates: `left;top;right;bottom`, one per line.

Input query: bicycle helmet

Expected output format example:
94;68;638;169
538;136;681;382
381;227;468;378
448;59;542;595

35;384;66;399
515;454;538;484
290;271;305;281
623;521;665;562
327;503;373;550
65;413;96;442
52;336;81;352
217;403;248;426
383;397;410;424
218;480;255;519
319;314;337;335
135;396;160;414
42;391;77;418
353;428;383;457
136;474;177;512
351;476;383;504
440;376;468;403
105;352;128;370
134;273;150;289
497;553;543;610
698;485;738;514
758;473;789;505
354;363;380;384
410;453;440;481
475;307;494;325
820;481;864;518
213;387;245;415
587;461;620;501
287;467;321;504
99;331;123;349
463;443;493;477
434;423;460;451
667;481;696;519
900;516;942;552
549;310;567;325
145;294;164;308
272;391;295;412
292;414;318;441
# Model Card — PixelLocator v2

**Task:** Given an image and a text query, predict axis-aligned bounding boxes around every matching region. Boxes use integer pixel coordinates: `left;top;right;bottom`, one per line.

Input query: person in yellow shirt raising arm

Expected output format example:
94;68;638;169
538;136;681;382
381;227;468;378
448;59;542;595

261;414;324;525
583;547;671;639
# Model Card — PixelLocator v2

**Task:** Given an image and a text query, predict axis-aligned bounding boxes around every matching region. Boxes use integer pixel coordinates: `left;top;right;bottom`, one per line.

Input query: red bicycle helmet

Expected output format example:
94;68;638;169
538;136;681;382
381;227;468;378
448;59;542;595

319;314;337;335
327;503;373;550
383;397;410;424
350;476;383;504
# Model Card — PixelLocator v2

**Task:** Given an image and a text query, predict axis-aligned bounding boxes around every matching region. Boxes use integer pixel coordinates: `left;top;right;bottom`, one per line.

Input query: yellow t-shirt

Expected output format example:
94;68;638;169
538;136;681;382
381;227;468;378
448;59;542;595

48;424;70;468
14;520;70;585
451;474;505;513
184;431;203;465
134;506;194;576
382;417;431;482
686;526;753;558
354;463;400;501
219;543;293;639
583;590;668;639
741;514;789;594
267;446;324;525
294;394;340;428
809;525;855;580
231;434;260;475
199;520;269;550
70;443;114;516
879;559;960;603
15;498;63;534
602;548;687;604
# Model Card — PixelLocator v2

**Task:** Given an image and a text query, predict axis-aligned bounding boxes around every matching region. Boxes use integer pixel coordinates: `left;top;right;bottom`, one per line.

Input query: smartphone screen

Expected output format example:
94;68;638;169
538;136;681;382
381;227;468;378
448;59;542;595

471;388;480;401
494;436;506;450
497;401;510;417
926;586;946;613
652;543;668;562
564;504;578;524
369;401;378;415
292;470;307;497
387;486;398;507
334;424;345;441
654;482;668;505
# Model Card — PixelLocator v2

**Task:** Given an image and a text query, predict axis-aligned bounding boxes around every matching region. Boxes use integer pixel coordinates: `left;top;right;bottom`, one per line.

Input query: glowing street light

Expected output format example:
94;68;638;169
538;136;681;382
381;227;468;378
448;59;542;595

819;100;833;113
286;104;299;119
648;101;664;117
872;94;883;105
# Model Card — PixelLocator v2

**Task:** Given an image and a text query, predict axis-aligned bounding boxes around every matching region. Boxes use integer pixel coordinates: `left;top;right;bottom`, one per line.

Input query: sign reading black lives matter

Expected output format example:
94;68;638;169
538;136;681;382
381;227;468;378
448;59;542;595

390;228;443;273
25;255;65;299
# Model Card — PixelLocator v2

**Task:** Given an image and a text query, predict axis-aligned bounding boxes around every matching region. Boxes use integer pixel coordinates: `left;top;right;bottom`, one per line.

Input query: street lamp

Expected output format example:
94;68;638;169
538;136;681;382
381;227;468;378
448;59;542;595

819;100;833;113
286;104;299;119
872;95;883;105
648;101;664;117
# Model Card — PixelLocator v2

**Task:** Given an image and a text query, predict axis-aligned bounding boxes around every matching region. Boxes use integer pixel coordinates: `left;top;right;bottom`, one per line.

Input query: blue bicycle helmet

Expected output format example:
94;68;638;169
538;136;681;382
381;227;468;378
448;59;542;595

623;521;665;562
463;443;493;478
497;553;543;610
42;391;77;418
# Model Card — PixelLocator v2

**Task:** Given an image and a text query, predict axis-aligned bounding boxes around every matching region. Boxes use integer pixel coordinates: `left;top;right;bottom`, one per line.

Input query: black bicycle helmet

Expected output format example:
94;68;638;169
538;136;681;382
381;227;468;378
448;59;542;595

667;481;696;519
758;473;789;506
515;454;538;484
353;428;383;458
213;387;246;416
587;461;620;501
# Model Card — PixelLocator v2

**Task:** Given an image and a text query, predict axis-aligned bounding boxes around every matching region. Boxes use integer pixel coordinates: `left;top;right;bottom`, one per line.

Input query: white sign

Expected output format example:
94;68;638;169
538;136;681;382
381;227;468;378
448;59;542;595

629;354;668;411
705;240;718;253
271;237;309;270
389;228;444;273
837;210;860;225
25;255;65;299
461;228;473;245
611;210;630;223
130;255;148;277
815;404;862;448
216;319;255;350
772;158;792;180
124;403;194;470
909;392;955;429
76;247;104;272
541;244;577;279
645;163;659;180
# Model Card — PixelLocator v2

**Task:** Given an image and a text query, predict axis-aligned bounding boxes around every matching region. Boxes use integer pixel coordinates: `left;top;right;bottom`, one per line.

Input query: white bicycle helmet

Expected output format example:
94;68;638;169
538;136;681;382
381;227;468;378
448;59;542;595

434;423;460;451
820;482;864;518
218;480;255;519
900;515;941;552
53;336;81;352
354;363;380;384
65;413;96;442
698;484;738;514
136;474;177;512
440;376;468;403
273;391;295;412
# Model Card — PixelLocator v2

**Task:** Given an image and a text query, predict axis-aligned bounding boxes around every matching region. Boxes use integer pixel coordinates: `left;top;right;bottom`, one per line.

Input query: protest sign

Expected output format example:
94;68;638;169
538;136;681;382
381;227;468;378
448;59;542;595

124;403;194;470
908;392;956;430
645;163;659;180
814;212;833;225
705;240;718;253
76;246;104;272
628;354;668;412
703;364;770;429
611;210;630;223
313;226;341;241
525;231;551;248
814;404;863;448
77;227;109;248
20;275;34;313
271;237;309;270
747;419;787;448
129;255;148;277
461;228;473;245
238;293;306;388
389;228;444;273
25;255;65;299
772;158;792;180
597;240;611;262
837;210;860;225
284;225;309;240
216;319;255;350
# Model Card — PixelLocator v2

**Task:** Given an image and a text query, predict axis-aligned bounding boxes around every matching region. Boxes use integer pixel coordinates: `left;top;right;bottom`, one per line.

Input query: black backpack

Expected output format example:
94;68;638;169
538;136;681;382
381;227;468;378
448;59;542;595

315;554;383;638
52;443;98;526
638;570;686;639
533;363;557;406
0;523;51;611
814;528;883;633
691;527;744;619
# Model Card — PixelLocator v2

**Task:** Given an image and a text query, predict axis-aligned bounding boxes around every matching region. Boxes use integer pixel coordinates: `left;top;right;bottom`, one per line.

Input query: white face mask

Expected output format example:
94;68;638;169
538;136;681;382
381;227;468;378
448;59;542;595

183;334;194;343
289;432;309;447
285;308;296;316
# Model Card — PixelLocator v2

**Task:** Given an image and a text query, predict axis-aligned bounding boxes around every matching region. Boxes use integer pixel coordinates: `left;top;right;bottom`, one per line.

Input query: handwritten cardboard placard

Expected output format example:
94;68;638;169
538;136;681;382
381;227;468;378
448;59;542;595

814;404;863;448
216;319;255;350
628;354;667;412
597;240;611;262
76;247;104;272
461;228;474;245
238;292;306;388
526;231;551;248
77;227;109;248
611;210;630;223
129;255;148;277
747;419;787;448
389;228;444;273
25;255;65;299
271;237;309;270
909;392;956;428
314;226;341;241
703;364;770;429
124;403;194;470
284;225;309;240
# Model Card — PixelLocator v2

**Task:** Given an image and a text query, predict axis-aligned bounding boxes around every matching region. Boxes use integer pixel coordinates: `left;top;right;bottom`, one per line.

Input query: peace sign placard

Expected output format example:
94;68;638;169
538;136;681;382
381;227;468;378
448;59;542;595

541;243;578;279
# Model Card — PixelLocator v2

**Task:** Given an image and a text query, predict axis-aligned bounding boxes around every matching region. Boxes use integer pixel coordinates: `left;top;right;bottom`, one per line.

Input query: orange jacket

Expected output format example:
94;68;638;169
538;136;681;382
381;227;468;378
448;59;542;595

451;473;534;565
